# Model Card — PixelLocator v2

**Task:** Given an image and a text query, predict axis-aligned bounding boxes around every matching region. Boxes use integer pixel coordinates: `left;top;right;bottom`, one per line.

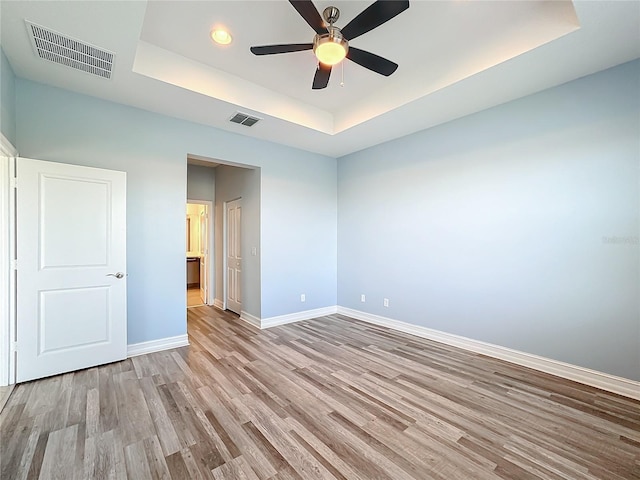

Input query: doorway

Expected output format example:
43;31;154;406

186;156;259;321
186;200;213;308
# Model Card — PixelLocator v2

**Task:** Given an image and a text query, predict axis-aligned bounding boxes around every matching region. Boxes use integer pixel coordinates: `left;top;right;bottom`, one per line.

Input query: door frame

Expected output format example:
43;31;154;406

0;133;18;387
223;197;242;314
187;199;214;305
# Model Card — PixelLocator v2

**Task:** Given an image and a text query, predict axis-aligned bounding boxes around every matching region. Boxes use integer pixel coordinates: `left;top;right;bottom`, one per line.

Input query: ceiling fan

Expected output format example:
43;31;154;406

250;0;410;90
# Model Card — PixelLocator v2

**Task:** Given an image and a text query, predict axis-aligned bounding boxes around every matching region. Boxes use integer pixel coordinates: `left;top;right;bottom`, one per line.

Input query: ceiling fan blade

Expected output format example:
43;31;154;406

250;44;313;55
341;1;409;41
347;47;398;76
312;63;332;89
289;0;327;35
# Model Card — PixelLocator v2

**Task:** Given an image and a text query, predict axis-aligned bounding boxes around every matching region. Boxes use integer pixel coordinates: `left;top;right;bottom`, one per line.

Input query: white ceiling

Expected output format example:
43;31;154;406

1;1;639;158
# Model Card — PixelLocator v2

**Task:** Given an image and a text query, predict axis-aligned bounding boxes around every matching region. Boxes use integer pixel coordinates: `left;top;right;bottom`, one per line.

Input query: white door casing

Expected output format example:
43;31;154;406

226;199;242;314
199;206;208;304
16;158;127;382
0;155;13;386
1;134;18;387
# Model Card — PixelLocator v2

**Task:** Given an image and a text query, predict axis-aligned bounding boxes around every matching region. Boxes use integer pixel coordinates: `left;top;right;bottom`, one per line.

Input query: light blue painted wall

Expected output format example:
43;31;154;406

0;48;16;146
13;57;637;381
338;60;640;381
214;165;261;315
16;79;338;344
187;164;215;202
261;153;338;316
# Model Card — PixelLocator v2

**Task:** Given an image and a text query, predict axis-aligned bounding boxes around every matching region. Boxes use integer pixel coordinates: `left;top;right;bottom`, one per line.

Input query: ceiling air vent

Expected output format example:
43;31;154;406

229;112;261;127
26;21;114;79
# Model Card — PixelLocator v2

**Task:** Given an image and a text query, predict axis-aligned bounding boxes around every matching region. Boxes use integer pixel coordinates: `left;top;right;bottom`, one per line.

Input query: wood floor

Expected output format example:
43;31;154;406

1;308;639;479
0;384;14;413
187;287;204;308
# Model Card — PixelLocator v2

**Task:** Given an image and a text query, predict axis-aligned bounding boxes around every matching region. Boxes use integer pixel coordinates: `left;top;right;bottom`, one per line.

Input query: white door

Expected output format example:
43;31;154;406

16;158;127;382
226;199;242;314
199;206;208;303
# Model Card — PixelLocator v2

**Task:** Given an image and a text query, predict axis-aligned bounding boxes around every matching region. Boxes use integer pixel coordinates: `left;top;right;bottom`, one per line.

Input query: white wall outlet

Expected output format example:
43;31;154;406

251;247;257;256
383;298;389;307
361;294;366;302
300;294;306;302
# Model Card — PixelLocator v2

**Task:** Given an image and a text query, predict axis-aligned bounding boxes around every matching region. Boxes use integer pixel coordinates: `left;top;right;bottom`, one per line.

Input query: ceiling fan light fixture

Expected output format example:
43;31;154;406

313;28;348;66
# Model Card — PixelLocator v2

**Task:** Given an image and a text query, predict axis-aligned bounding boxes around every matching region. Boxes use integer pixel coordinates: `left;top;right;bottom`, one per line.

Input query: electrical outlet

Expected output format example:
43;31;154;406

300;294;306;302
361;294;366;302
383;298;389;307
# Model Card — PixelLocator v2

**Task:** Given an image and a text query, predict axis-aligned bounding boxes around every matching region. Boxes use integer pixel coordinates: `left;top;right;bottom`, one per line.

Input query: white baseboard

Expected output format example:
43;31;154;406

261;306;338;329
337;307;640;401
239;306;339;329
213;298;224;310
240;310;261;329
127;334;190;358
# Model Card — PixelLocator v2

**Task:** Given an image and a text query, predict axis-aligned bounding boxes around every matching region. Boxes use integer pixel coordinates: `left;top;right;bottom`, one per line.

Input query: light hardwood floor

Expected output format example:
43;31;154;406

187;287;204;308
0;384;14;413
1;307;639;479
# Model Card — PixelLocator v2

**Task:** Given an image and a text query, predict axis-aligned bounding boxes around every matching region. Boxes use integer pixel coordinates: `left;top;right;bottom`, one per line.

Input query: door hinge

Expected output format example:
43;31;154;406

11;259;17;270
10;177;17;189
10;341;17;353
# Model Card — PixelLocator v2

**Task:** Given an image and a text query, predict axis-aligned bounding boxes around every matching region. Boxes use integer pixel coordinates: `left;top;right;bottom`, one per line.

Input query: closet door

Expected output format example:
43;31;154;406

226;198;242;314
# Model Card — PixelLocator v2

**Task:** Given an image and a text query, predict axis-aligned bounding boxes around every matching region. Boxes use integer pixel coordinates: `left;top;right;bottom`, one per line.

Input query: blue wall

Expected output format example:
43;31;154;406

338;60;640;380
11;54;639;381
15;79;338;344
0;49;16;146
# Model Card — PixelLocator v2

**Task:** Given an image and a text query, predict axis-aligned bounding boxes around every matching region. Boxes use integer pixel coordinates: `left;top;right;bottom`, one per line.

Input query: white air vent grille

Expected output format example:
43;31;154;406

26;21;114;79
230;113;261;127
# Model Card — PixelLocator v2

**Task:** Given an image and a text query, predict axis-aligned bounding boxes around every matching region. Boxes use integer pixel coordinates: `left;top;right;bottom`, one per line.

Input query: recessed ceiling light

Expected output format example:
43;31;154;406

211;29;232;45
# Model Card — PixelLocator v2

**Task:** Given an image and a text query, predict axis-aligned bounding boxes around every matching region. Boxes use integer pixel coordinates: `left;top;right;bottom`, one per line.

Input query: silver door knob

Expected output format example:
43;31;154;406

106;272;125;279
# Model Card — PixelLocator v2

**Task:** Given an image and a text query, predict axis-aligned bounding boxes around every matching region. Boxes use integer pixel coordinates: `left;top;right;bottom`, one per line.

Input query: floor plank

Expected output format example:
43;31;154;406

1;308;639;479
187;287;204;308
0;384;15;414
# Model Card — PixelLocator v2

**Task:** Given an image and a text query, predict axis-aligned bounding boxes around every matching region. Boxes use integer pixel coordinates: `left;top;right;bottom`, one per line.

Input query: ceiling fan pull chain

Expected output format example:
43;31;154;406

341;61;345;87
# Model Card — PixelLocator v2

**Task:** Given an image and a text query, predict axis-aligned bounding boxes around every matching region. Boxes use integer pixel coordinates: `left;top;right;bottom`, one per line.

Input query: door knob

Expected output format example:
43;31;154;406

106;272;125;279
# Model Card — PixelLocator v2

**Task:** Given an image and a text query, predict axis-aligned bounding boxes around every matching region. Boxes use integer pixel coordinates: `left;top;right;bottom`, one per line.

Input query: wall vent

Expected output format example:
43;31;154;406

26;21;114;79
229;112;261;127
